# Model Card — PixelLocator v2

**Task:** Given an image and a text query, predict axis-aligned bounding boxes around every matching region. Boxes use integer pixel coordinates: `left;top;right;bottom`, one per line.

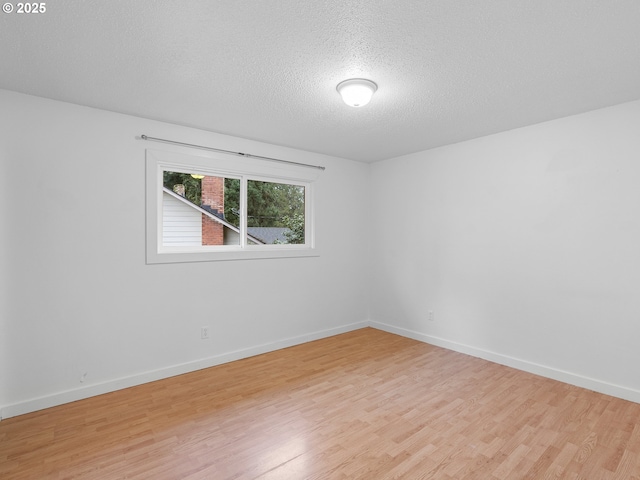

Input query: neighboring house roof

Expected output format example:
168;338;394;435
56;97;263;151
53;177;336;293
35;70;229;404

162;187;265;245
247;227;291;245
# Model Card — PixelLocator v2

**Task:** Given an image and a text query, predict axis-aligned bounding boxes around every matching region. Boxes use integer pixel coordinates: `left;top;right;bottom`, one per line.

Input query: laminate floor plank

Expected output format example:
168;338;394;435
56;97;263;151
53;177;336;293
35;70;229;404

2;328;640;479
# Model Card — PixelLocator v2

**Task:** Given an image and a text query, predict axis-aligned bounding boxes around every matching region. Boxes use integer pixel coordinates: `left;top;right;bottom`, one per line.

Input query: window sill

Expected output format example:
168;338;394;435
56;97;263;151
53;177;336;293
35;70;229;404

147;246;320;264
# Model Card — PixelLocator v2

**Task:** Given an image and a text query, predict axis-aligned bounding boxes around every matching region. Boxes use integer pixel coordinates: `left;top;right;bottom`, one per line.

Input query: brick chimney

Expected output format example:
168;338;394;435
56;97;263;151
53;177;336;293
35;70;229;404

201;176;224;245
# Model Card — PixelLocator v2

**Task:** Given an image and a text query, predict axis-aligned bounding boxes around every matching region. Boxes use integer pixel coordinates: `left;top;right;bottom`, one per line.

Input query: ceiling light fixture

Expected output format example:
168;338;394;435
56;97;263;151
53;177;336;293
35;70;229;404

336;78;377;107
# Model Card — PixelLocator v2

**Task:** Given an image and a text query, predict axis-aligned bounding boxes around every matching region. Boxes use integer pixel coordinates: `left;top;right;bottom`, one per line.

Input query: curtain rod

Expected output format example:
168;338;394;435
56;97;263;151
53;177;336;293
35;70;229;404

140;135;326;171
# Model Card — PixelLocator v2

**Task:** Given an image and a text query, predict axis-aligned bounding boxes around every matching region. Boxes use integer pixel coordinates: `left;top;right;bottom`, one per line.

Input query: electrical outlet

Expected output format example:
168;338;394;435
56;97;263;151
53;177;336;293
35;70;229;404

428;311;434;322
201;326;210;339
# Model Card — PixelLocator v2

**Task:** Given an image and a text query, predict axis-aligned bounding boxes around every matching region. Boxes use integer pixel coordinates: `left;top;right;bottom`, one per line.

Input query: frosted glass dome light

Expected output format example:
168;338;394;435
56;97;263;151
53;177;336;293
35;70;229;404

336;78;377;107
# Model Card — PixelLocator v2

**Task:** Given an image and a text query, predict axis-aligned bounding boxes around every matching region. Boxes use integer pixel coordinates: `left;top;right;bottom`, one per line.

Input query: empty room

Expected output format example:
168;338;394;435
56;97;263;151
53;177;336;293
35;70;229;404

2;1;640;478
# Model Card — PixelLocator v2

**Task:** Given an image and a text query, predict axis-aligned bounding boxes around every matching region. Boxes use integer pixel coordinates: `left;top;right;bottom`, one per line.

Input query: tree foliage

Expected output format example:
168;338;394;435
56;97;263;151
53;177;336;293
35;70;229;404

163;172;305;235
163;171;201;205
277;213;305;244
246;180;304;228
223;178;240;227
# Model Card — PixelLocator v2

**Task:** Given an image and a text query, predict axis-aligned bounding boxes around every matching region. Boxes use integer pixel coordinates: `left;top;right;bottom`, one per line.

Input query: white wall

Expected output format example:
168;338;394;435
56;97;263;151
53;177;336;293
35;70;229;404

370;100;640;402
4;89;640;419
0;89;370;418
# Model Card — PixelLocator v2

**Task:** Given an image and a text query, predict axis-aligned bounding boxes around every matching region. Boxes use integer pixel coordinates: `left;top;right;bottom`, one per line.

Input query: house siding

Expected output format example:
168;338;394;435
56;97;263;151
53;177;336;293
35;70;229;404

162;193;202;246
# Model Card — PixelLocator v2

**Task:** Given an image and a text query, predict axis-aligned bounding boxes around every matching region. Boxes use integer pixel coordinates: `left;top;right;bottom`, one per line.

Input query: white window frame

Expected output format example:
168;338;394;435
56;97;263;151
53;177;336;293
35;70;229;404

146;148;321;264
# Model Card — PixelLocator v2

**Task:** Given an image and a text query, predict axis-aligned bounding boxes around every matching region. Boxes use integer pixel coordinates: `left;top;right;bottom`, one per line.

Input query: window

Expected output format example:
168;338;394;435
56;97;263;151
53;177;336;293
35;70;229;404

146;148;321;263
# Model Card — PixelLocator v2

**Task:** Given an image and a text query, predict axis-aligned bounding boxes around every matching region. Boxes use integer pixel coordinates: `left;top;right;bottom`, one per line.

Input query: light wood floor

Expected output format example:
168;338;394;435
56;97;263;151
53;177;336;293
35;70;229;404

2;328;640;479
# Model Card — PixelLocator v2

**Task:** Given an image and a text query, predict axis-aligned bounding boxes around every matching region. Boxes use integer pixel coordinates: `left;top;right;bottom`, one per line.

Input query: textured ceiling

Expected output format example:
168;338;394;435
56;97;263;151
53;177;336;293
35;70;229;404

2;1;640;162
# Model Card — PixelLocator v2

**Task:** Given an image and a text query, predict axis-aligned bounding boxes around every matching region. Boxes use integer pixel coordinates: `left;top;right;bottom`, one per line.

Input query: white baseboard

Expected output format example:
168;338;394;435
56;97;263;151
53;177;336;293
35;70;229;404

0;321;368;420
5;319;638;420
370;321;640;405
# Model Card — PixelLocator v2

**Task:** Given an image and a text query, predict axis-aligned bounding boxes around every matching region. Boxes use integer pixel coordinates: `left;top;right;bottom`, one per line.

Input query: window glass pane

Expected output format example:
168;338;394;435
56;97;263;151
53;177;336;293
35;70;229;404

162;171;241;246
246;180;305;245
